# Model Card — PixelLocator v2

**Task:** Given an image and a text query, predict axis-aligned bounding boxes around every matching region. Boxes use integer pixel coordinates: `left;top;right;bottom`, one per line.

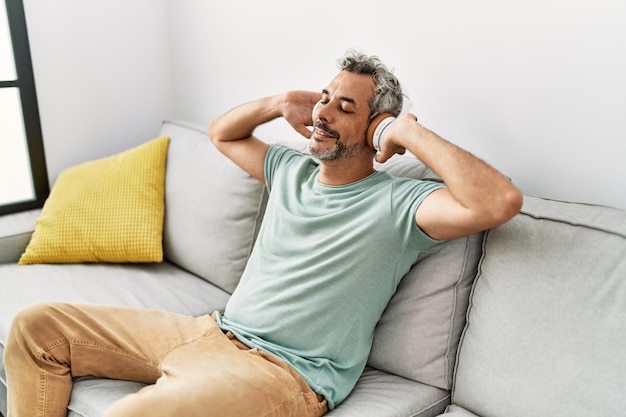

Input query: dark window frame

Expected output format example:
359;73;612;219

1;0;48;215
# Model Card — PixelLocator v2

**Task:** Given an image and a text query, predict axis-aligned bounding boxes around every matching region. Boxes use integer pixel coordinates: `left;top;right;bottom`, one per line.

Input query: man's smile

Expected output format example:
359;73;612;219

313;122;339;141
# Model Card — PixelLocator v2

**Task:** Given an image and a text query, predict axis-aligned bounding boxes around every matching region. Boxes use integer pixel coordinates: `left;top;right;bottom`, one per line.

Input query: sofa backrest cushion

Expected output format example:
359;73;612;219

451;196;626;416
368;232;484;391
159;120;267;294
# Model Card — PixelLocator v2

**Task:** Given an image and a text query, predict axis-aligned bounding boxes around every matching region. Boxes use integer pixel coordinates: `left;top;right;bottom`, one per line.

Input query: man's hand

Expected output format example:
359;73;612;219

374;113;417;163
281;90;322;139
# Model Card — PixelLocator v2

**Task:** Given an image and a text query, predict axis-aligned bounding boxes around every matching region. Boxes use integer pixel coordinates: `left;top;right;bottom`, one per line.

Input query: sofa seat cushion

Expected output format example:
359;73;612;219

63;368;449;417
0;261;231;416
0;262;230;344
451;196;626;417
327;368;450;417
66;378;147;417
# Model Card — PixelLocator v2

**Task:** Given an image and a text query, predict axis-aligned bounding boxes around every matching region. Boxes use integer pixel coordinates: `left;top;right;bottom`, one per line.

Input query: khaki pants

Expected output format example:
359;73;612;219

4;302;328;417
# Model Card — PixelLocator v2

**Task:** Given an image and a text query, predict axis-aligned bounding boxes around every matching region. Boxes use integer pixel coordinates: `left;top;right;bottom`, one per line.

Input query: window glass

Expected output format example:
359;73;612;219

0;88;34;205
0;0;16;80
0;0;48;215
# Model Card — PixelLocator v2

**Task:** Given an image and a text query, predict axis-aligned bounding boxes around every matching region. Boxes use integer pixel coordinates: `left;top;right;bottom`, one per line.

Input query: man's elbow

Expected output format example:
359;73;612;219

208;120;222;146
492;186;524;226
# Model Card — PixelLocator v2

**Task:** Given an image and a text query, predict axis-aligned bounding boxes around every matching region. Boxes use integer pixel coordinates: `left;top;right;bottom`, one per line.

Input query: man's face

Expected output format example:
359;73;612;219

309;70;375;161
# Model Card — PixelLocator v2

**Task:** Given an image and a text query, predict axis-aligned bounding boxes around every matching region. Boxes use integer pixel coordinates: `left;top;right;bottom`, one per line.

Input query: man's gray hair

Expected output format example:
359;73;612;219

337;49;404;118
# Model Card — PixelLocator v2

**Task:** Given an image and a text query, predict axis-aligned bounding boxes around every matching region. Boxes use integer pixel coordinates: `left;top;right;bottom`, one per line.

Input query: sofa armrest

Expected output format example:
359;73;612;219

0;208;40;264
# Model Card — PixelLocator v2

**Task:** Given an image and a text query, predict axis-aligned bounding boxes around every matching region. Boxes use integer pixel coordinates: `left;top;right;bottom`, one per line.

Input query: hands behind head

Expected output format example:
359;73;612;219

280;90;421;165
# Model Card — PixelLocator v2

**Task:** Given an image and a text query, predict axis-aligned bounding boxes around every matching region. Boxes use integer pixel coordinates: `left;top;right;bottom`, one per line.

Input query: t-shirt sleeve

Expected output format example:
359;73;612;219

264;145;305;192
391;178;447;251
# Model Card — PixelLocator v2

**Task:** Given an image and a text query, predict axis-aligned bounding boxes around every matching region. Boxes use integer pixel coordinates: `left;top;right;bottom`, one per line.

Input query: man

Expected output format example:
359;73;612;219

5;50;522;417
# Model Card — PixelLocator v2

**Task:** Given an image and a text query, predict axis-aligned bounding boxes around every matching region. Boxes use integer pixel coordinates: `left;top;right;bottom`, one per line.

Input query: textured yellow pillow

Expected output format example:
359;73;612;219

19;136;170;264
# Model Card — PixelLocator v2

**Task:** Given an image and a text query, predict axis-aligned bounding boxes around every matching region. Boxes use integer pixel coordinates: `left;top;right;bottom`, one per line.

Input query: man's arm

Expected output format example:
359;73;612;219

376;113;524;241
209;91;321;185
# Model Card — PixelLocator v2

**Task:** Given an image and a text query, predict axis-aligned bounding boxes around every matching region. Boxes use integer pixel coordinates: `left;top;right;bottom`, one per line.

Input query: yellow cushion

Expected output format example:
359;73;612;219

19;136;170;264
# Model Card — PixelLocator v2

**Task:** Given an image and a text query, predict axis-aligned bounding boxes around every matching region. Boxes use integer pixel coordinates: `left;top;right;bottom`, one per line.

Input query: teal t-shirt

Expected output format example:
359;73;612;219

216;145;445;408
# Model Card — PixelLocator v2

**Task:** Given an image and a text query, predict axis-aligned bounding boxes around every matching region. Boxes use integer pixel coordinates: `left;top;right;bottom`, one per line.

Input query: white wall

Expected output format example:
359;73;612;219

165;0;626;209
22;0;626;209
23;0;172;184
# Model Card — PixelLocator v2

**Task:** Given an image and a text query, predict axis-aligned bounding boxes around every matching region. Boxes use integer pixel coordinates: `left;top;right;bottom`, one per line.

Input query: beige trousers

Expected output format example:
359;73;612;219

4;302;328;417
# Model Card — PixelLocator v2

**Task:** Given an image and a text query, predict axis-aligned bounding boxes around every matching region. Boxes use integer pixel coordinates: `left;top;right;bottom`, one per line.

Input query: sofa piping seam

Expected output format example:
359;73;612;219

519;211;626;238
443;235;471;391
409;393;451;417
448;228;490;404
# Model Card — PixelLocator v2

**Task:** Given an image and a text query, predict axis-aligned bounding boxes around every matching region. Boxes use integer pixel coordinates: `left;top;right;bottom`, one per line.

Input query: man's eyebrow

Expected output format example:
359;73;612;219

321;89;357;106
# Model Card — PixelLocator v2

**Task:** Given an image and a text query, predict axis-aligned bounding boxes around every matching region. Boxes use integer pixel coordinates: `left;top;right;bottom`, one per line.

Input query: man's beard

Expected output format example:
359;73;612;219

309;139;366;161
309;122;366;161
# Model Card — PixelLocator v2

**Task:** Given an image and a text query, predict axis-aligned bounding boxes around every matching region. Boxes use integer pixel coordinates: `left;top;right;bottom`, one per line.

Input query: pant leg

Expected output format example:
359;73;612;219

4;302;214;417
105;332;329;417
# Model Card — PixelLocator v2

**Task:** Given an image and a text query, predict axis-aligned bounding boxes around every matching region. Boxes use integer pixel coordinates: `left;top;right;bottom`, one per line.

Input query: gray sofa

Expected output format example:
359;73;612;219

1;120;624;417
